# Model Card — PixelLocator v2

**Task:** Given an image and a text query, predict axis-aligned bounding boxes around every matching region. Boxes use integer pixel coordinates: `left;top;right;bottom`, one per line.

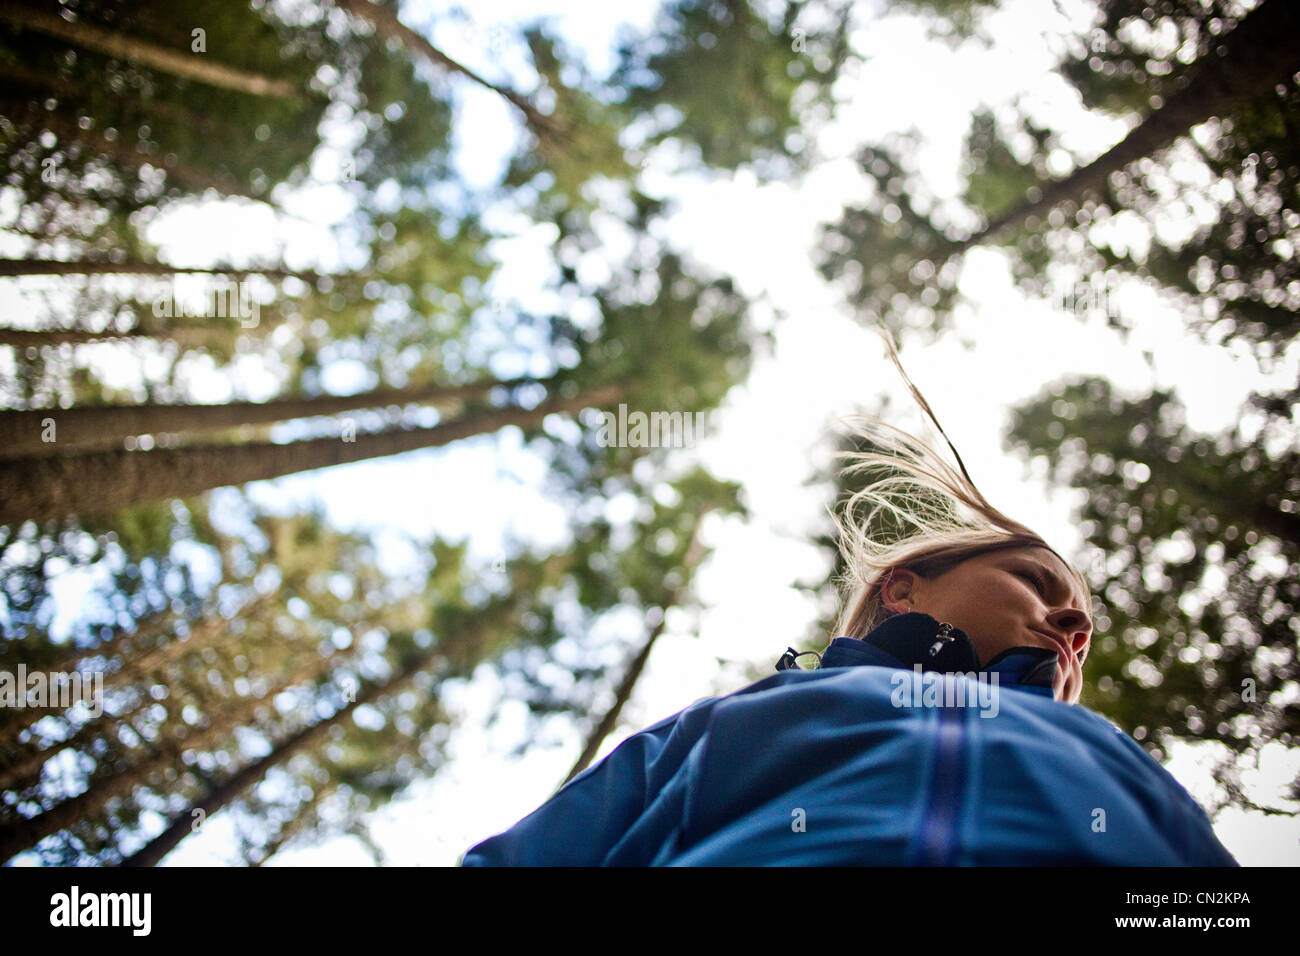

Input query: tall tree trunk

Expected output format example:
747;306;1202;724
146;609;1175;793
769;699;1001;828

0;384;622;524
0;325;228;348
0;100;268;203
0;258;339;283
0;639;344;862
0;374;560;459
0;328;164;348
0;660;230;793
560;527;705;787
331;0;561;141
0;603;180;753
0;58;225;136
0;2;305;102
952;0;1300;253
98;591;281;694
119;642;441;867
0;685;154;791
46;605;179;676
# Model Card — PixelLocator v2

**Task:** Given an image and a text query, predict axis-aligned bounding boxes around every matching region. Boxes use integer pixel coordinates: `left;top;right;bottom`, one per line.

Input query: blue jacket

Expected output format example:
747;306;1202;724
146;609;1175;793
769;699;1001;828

462;613;1238;866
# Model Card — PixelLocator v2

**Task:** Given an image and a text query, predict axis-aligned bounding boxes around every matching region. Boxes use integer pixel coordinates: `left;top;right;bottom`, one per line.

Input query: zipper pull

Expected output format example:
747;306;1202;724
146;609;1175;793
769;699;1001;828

928;621;955;658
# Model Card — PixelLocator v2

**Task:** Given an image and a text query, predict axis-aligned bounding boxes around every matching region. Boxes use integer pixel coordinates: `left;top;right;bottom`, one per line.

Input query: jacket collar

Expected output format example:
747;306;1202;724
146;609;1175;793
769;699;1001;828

818;612;1058;699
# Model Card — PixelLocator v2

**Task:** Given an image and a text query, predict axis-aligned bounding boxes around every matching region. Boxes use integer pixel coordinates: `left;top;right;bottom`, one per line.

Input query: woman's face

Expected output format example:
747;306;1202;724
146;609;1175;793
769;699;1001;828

881;545;1093;703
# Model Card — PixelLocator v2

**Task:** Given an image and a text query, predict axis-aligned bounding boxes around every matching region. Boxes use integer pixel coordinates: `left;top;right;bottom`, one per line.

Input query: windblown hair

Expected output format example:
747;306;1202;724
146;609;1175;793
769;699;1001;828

830;331;1090;642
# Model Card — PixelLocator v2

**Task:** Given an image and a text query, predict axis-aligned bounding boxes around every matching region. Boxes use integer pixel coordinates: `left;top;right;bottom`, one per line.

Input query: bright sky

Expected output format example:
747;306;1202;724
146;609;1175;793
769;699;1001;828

49;0;1294;865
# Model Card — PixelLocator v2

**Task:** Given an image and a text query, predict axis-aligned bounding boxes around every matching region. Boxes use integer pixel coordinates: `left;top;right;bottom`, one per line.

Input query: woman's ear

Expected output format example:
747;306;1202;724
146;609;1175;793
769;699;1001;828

880;568;919;614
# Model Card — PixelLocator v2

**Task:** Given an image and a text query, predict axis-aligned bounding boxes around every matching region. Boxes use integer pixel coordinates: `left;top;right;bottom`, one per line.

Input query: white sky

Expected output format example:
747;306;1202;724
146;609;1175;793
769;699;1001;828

14;0;1291;865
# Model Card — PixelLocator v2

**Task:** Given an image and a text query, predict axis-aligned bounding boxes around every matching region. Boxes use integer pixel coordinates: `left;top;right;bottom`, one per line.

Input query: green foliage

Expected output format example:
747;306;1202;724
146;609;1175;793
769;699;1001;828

0;0;325;214
961;109;1046;221
816;143;964;338
0;497;476;863
1007;377;1299;812
0;0;469;398
0;0;817;863
1057;0;1245;118
488;462;746;737
982;1;1298;355
808;0;1300;817
503;26;639;212
612;0;852;173
818;0;1300;355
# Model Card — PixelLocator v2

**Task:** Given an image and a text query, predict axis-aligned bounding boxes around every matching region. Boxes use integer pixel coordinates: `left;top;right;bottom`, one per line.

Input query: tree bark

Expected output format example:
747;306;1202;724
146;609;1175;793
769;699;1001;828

0;2;304;102
0;373;560;459
0;384;622;524
0;603;180;756
0;100;268;203
119;645;440;867
0;328;164;348
0;258;340;283
0;638;343;862
951;0;1300;253
97;592;281;694
0;58;225;135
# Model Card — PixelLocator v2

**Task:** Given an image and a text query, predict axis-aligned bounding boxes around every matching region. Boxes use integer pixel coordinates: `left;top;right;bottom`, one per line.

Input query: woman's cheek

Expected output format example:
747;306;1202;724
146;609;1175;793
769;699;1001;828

1065;656;1083;703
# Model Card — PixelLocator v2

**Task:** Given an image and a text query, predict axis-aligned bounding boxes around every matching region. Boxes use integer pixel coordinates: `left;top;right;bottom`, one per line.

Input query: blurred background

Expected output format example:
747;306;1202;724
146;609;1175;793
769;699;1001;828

0;0;1296;866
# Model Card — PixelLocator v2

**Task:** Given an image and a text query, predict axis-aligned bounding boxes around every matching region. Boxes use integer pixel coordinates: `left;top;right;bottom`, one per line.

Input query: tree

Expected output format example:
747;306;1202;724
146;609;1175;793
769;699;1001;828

1006;378;1299;814
611;0;854;176
0;0;331;220
0;3;305;100
816;0;1300;352
0;221;757;523
0;0;469;416
0;0;834;862
956;0;1300;254
0;372;558;458
1;501;481;864
808;0;1300;816
0;385;622;524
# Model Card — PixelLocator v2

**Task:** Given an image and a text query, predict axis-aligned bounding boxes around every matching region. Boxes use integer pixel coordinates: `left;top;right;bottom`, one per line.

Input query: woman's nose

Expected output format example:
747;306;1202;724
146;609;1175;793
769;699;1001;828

1050;609;1091;651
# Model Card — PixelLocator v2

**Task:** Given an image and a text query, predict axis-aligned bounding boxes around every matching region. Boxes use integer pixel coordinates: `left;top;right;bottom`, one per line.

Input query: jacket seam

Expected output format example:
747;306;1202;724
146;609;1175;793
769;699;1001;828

909;679;967;866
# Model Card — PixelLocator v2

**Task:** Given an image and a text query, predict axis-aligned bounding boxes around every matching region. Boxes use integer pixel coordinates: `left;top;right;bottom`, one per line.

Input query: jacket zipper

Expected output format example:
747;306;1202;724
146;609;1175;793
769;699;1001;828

914;622;966;865
927;621;955;658
914;704;964;865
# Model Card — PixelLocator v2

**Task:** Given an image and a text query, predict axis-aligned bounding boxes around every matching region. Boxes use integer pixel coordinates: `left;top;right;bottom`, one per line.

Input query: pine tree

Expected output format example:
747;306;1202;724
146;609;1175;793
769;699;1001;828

808;0;1300;815
0;1;827;862
1006;378;1299;814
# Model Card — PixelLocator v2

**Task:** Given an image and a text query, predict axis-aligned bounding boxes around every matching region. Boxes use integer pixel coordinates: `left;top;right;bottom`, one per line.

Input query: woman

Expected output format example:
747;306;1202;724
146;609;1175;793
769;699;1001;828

462;344;1238;867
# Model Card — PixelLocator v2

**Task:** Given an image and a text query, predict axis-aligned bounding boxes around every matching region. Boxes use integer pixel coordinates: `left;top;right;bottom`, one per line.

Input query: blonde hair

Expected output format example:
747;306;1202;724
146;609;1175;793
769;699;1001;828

830;332;1090;642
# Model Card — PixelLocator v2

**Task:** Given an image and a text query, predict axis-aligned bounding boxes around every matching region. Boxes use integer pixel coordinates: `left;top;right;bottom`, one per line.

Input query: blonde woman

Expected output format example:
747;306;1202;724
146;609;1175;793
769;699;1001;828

463;341;1237;867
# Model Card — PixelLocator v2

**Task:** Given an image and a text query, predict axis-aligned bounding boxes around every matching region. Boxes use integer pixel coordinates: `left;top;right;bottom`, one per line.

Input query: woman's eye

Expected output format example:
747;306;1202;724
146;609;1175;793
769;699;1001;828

1017;570;1045;594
